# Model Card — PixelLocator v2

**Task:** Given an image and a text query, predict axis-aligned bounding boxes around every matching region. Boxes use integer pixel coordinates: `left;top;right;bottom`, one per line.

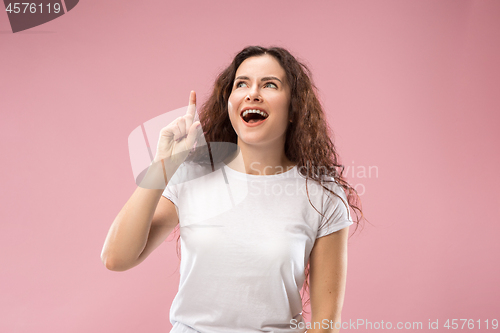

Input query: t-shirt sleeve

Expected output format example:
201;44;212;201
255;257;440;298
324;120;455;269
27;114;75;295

162;181;178;208
317;181;354;238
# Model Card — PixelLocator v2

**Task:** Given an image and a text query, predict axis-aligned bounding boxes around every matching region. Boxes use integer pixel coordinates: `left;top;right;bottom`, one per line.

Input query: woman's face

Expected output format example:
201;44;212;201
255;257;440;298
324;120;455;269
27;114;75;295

228;54;291;151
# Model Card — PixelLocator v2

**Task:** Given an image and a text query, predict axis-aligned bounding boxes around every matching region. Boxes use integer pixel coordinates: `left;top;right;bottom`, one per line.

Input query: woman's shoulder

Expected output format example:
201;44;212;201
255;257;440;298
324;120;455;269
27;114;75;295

295;171;347;199
167;160;216;186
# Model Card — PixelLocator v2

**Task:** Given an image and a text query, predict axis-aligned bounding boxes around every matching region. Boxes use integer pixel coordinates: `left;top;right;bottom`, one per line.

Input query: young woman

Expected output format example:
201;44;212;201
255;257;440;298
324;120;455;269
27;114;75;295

101;46;364;333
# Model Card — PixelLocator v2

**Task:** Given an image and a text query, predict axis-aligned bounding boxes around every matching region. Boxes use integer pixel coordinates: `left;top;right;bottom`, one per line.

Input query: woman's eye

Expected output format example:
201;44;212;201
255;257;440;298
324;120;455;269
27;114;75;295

236;82;247;88
264;82;278;89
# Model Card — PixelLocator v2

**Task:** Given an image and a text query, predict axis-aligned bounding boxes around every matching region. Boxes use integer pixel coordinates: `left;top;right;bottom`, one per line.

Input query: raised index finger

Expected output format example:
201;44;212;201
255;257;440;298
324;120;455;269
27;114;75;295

186;90;196;118
184;90;197;132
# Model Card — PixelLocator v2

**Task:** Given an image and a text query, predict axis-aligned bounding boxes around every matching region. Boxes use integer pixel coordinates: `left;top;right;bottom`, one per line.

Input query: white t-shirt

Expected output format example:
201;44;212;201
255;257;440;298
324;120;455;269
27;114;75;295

162;161;353;333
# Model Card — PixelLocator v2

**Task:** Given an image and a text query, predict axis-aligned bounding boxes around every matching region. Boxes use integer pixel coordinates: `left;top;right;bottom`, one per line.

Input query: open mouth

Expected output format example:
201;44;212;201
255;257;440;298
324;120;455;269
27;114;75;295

241;109;269;123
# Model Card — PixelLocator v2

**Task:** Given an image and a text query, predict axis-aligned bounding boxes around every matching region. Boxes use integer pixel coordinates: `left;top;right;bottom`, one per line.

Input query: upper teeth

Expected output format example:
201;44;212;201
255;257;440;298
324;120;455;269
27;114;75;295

241;109;268;118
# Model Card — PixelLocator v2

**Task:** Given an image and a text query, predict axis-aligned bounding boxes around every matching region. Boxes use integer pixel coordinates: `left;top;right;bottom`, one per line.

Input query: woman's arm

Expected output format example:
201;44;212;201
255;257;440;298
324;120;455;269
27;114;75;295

101;91;199;271
100;187;178;271
307;226;350;333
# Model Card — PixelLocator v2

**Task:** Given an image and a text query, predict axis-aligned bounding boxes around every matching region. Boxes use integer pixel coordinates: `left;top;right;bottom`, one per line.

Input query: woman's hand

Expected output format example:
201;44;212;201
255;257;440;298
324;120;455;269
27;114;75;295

139;91;202;189
154;91;201;164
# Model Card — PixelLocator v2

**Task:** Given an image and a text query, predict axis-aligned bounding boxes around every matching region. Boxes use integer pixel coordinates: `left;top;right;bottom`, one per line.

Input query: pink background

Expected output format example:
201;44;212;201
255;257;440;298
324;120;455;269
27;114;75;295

1;0;499;332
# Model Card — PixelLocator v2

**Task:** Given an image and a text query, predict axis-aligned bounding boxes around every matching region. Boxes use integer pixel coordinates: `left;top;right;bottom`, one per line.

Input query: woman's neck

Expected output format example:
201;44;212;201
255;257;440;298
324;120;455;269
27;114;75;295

224;141;295;176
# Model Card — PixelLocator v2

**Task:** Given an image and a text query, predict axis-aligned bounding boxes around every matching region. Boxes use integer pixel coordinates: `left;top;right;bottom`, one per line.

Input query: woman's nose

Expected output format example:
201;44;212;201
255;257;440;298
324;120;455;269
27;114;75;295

245;87;262;102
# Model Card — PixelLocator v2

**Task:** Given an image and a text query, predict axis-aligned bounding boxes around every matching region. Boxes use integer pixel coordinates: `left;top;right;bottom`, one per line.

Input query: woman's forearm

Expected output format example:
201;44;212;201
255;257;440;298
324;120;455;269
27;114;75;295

101;161;169;271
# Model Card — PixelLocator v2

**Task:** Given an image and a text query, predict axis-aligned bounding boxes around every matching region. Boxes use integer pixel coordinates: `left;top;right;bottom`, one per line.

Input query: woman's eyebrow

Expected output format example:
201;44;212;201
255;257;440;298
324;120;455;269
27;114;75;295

261;76;283;84
234;75;283;84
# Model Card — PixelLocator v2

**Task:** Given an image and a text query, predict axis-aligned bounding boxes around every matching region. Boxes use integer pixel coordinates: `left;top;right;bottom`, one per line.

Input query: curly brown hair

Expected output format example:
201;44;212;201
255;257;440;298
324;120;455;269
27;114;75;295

168;45;366;316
